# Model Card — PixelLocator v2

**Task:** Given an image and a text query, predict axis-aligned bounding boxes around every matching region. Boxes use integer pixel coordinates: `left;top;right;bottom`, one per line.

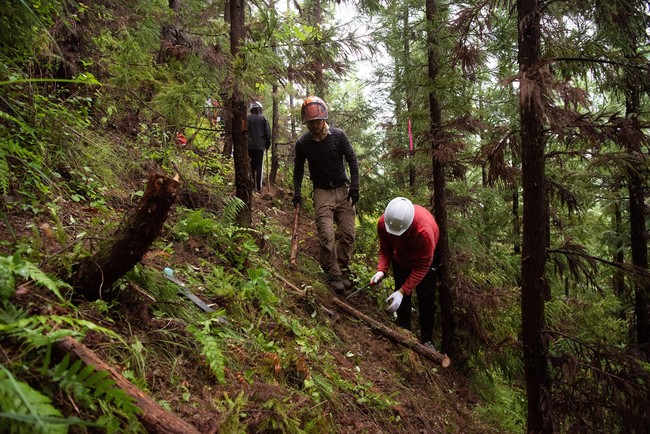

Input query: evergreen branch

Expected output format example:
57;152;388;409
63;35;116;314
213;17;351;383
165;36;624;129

548;247;650;280
551;57;649;71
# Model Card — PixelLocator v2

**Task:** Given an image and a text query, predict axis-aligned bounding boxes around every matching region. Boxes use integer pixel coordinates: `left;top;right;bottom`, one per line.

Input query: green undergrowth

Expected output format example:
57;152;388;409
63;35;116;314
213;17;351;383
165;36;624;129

0;191;401;432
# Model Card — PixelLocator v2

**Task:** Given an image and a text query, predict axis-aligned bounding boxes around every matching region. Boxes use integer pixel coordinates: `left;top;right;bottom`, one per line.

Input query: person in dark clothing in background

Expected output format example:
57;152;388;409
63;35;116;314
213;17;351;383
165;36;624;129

292;96;360;294
246;101;271;192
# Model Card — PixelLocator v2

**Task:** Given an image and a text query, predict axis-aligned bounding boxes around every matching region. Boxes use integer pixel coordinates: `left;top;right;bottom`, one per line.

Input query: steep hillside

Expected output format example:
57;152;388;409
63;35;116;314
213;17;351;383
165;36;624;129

0;174;504;433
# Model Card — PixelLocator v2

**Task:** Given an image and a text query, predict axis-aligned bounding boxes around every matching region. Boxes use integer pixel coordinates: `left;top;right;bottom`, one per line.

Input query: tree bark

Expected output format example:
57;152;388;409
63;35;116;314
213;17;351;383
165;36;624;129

425;0;455;357
57;336;200;434
270;83;280;185
517;0;553;432
310;0;325;96
331;297;451;368
622;46;650;355
229;0;252;226
71;173;179;300
613;199;626;298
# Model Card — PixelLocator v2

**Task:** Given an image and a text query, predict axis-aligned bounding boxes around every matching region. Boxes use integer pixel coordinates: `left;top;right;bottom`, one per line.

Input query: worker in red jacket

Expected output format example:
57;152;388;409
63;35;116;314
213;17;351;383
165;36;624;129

369;197;440;349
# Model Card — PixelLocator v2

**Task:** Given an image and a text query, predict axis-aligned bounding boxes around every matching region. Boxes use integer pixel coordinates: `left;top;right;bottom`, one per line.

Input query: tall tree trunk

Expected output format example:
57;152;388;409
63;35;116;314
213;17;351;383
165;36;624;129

220;0;233;158
513;188;521;254
229;0;252;226
311;0;325;96
270;83;279;185
404;8;416;190
628;168;649;352
517;0;553;432
613;199;626;299
623;51;650;355
224;0;230;24
425;0;455;356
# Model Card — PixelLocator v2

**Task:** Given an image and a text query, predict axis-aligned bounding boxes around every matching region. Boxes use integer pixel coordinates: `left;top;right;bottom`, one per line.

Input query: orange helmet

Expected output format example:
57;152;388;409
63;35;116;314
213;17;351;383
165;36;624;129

301;96;328;124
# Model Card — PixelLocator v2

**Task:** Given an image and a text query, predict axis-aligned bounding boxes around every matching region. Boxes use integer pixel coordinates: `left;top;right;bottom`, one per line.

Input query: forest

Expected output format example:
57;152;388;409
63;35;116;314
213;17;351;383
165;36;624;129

1;0;650;433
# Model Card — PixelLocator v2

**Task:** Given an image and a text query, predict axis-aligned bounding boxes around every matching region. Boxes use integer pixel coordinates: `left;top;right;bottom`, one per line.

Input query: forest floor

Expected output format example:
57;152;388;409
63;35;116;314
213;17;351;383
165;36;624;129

0;180;505;434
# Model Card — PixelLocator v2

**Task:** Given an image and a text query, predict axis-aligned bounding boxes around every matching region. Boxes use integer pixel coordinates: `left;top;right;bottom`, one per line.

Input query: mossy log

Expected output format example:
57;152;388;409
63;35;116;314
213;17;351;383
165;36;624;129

72;173;180;300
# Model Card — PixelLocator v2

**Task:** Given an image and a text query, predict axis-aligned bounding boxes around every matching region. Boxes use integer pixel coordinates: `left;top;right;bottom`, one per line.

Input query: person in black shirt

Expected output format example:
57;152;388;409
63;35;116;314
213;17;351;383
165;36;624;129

246;101;271;192
292;96;359;293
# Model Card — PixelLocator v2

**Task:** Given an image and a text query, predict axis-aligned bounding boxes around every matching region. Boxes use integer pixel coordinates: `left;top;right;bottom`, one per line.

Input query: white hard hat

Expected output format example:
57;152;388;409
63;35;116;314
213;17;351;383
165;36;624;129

384;197;415;236
250;101;263;112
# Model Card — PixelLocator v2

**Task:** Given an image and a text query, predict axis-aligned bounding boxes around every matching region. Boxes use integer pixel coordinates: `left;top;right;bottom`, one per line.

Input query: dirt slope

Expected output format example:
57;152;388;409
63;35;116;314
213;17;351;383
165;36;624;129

0;183;503;434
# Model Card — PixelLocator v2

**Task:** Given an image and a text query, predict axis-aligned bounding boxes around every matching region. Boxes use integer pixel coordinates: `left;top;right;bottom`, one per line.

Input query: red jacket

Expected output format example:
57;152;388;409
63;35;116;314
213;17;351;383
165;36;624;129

377;205;439;295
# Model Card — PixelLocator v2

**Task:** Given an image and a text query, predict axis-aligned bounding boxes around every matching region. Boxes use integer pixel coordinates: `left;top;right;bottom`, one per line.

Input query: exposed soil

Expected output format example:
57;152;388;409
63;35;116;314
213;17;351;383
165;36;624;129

0;181;502;434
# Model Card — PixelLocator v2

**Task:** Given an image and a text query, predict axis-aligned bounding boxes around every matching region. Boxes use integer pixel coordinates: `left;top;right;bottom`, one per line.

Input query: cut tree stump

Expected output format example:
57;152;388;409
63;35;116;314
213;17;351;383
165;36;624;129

56;336;200;434
71;173;180;300
331;297;452;368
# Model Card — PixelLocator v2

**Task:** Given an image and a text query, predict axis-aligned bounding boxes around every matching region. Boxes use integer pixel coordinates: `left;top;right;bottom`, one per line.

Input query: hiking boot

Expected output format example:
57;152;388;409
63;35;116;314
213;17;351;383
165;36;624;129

340;268;354;291
327;275;346;294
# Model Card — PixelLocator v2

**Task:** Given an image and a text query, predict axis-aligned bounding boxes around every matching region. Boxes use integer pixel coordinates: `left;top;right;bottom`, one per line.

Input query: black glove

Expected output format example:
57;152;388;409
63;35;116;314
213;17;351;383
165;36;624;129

347;188;359;205
292;194;302;207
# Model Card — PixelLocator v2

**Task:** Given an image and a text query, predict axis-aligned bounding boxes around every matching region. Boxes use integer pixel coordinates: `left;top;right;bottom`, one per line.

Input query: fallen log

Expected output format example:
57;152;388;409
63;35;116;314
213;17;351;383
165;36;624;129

331;297;451;368
57;336;200;434
71;173;180;300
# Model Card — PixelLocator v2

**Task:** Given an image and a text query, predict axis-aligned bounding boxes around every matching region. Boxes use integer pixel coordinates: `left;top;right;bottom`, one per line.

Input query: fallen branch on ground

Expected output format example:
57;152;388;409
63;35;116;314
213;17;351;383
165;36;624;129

56;336;201;434
331;297;451;368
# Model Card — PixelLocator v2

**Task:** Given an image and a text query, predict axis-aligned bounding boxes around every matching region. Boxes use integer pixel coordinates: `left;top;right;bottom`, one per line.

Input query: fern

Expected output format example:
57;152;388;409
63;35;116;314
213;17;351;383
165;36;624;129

242;268;278;317
0;314;122;350
0;253;71;303
220;196;247;226
50;355;140;416
180;209;219;237
187;319;228;384
0;365;94;433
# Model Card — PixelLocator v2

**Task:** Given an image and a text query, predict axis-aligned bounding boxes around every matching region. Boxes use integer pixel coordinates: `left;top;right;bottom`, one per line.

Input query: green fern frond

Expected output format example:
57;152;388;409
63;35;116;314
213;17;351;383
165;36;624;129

182;209;219;237
242;268;278;317
220;196;247;226
51;355;140;415
0;314;122;350
187;319;228;384
0;364;93;433
17;260;71;303
0;253;71;303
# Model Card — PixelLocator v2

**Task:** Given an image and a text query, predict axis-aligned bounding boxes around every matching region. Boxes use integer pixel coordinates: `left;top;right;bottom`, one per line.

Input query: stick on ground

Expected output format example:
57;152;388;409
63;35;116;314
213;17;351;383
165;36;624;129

331;297;452;368
290;206;300;265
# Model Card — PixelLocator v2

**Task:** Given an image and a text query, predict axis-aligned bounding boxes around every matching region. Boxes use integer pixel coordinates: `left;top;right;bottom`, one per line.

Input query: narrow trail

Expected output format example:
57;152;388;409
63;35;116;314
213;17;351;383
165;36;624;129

249;184;491;433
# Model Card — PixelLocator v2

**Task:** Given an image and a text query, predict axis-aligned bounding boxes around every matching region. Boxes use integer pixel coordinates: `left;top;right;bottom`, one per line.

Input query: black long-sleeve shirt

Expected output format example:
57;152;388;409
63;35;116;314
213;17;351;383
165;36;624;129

246;113;271;151
293;127;359;192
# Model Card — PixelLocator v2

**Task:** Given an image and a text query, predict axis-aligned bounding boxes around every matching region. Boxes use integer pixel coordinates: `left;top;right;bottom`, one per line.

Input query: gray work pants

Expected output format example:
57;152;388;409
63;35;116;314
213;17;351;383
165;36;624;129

312;187;356;277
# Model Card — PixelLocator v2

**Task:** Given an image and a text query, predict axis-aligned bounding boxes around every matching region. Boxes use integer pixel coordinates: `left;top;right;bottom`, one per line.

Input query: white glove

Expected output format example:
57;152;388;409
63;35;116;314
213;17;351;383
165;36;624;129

385;290;403;313
370;271;385;285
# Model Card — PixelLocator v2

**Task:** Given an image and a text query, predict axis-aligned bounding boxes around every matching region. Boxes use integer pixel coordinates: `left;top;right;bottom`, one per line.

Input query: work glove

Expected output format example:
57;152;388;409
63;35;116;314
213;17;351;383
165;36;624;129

385;290;403;314
370;271;385;285
347;188;359;205
292;194;302;207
